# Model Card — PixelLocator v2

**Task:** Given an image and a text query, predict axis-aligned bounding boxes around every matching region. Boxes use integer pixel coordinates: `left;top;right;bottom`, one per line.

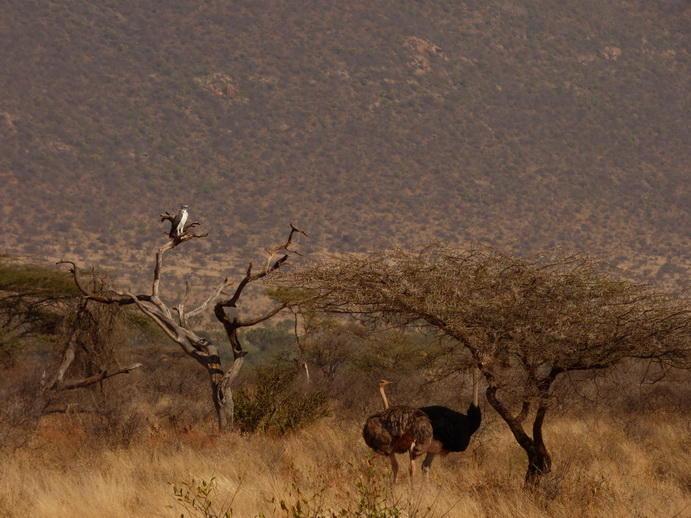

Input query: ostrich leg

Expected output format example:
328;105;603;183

389;453;400;482
422;452;436;478
408;450;419;478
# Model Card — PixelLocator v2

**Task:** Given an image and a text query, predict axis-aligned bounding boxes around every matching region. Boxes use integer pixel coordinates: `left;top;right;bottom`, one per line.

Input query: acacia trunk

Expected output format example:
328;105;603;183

485;385;552;487
525;440;552;486
525;398;552;486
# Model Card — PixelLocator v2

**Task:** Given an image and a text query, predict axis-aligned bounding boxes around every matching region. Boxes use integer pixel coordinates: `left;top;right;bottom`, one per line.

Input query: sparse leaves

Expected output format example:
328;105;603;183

285;244;691;382
170;478;235;518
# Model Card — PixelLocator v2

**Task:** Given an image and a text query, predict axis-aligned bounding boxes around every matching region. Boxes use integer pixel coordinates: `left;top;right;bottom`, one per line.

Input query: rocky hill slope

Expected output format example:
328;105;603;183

1;0;689;292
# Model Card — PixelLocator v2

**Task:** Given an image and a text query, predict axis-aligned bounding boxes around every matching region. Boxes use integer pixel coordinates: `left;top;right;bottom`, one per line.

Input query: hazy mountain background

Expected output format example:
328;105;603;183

1;0;689;294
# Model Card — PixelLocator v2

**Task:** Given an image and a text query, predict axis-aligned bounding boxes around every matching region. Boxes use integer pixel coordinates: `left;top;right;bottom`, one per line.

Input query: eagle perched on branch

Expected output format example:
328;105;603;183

169;204;188;238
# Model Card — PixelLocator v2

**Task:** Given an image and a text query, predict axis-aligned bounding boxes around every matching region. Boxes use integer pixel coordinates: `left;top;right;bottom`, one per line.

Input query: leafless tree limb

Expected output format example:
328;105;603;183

52;363;143;391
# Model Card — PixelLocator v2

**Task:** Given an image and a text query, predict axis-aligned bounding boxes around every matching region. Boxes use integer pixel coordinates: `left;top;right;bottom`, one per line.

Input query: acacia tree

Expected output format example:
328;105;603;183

0;259;81;366
281;244;691;486
59;213;307;431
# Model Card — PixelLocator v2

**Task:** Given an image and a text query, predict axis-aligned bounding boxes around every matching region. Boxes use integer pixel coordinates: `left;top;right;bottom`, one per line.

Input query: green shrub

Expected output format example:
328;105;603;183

169;478;235;518
233;363;330;435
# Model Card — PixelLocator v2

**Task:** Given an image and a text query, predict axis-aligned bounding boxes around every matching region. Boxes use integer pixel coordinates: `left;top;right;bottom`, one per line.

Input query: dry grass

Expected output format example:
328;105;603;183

1;407;689;518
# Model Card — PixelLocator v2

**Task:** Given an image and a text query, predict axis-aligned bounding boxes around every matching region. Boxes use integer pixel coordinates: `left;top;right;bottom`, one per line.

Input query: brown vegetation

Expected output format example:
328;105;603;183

3;241;689;514
0;358;689;517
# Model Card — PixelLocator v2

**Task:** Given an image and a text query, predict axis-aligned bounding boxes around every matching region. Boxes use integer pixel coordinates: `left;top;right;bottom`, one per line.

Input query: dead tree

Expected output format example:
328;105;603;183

59;216;307;431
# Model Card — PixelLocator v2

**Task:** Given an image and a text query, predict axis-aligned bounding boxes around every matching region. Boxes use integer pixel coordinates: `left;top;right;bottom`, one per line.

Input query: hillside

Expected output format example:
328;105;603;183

1;0;689;292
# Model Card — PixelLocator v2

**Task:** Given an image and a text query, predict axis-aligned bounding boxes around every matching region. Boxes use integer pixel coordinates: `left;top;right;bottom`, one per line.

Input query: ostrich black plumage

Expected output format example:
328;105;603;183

362;380;433;482
419;364;483;477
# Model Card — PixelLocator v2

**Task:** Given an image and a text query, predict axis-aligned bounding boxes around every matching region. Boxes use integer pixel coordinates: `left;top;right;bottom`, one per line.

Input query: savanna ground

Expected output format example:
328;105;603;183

1;354;690;518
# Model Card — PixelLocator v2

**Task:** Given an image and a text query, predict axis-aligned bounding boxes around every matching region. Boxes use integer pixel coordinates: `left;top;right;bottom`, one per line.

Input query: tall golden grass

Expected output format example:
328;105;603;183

1;405;689;517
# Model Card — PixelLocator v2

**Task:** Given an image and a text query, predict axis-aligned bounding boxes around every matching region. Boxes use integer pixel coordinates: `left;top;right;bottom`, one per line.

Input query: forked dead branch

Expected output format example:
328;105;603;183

57;209;308;430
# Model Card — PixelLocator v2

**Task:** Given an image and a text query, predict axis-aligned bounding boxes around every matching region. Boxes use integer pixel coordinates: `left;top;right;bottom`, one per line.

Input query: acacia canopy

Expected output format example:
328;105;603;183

286;245;690;369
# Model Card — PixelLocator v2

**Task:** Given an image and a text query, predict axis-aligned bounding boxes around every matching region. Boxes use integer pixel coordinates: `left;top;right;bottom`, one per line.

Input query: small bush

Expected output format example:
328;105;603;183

169;478;236;518
233;363;330;435
259;459;433;518
0;367;45;450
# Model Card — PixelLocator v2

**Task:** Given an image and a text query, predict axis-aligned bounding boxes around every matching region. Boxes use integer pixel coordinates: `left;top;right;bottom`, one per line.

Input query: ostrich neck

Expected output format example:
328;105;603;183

379;385;390;410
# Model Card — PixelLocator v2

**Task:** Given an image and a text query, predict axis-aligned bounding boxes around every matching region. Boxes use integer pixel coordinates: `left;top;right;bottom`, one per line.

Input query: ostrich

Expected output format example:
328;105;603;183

362;379;433;482
419;363;483;477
